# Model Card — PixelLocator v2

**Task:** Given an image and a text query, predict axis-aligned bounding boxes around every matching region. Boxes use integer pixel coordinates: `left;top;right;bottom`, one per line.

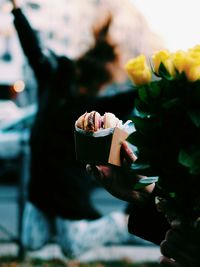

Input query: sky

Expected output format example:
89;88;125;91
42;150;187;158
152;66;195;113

130;0;200;52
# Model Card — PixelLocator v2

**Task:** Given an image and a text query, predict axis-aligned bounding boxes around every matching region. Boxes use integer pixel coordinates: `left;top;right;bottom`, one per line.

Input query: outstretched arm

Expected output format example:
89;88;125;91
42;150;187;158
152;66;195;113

10;0;53;85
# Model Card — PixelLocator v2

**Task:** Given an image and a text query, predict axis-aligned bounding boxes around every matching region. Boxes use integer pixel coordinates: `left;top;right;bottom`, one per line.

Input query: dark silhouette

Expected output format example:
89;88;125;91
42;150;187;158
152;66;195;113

10;0;138;257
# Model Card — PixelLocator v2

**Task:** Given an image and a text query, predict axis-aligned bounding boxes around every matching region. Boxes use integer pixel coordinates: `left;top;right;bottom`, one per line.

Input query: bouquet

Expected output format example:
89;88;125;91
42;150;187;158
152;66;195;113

124;46;200;227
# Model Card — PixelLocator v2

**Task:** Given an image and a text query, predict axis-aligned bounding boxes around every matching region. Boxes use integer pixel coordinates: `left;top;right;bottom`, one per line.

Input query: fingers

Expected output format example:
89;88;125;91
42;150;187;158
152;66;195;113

160;230;198;267
86;164;114;189
86;164;101;179
121;141;137;167
160;232;184;260
170;220;182;230
165;228;183;244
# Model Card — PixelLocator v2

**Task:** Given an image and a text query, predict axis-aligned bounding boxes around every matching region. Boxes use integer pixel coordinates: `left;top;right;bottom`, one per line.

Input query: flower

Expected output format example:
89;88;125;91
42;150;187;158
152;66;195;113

152;49;176;77
173;50;200;81
125;45;200;225
124;54;151;85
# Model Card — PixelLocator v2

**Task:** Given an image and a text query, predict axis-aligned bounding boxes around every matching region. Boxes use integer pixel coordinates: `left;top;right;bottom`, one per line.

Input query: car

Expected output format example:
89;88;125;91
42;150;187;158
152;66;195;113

0;100;22;124
0;103;37;184
0;103;37;159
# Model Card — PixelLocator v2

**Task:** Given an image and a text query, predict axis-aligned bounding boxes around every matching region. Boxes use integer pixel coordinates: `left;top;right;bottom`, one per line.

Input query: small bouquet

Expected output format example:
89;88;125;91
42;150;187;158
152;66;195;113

125;46;200;227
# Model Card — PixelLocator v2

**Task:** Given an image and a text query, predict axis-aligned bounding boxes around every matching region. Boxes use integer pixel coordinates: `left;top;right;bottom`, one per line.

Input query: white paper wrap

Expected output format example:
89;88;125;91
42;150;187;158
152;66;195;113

75;120;135;137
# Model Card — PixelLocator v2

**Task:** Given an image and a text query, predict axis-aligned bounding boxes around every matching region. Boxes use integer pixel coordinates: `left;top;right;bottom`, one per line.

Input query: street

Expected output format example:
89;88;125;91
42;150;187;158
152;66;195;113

0;184;127;242
0;184;161;263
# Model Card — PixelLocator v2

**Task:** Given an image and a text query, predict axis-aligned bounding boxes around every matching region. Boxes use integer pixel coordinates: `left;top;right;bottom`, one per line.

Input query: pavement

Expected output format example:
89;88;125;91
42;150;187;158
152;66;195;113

0;243;161;263
0;185;161;264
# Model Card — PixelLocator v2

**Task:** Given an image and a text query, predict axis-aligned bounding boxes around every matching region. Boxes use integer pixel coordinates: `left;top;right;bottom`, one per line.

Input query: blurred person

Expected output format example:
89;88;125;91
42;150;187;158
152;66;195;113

9;0;142;258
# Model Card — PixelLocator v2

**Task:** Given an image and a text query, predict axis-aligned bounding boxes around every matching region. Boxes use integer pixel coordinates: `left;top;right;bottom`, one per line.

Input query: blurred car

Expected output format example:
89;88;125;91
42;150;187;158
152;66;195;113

0;103;37;159
0;100;22;125
0;103;37;184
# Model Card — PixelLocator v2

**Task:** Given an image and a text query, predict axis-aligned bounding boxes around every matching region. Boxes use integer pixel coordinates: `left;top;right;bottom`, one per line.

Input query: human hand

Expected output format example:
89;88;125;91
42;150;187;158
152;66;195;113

9;0;18;9
86;141;155;203
160;220;200;267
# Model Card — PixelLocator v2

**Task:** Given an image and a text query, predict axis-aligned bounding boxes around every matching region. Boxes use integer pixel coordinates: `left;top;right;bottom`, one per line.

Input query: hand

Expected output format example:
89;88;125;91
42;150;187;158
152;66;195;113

86;141;155;203
160;220;200;267
10;0;18;9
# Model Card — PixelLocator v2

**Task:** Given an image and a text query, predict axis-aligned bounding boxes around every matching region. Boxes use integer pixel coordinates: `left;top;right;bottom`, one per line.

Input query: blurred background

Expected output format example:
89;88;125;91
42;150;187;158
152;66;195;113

0;0;200;263
0;0;164;201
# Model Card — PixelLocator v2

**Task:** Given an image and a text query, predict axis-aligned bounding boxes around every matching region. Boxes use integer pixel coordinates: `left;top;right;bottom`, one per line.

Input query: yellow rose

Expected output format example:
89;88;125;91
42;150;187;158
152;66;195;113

173;51;200;81
187;48;200;60
184;58;200;81
173;50;188;74
186;65;200;81
124;55;152;85
189;44;200;53
152;50;175;77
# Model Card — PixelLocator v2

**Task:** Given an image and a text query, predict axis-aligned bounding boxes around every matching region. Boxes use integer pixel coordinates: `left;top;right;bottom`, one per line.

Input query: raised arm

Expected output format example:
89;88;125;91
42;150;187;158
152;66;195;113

10;0;18;9
10;0;53;83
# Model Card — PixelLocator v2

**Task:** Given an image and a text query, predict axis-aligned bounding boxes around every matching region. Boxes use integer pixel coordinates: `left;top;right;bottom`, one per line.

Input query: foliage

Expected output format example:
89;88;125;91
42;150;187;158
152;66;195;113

125;46;200;223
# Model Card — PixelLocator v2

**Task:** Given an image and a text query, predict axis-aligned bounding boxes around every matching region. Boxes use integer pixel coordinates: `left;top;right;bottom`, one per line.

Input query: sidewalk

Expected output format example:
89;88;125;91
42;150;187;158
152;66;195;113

0;185;161;263
0;243;161;263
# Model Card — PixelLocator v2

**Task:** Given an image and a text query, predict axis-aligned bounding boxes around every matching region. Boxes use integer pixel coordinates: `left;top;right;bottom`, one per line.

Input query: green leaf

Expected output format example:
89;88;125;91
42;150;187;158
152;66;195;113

134;177;158;190
130;160;158;176
159;62;174;80
188;110;200;128
131;116;159;136
130;162;151;171
134;99;149;114
148;81;161;98
138;86;149;104
169;192;176;198
127;131;145;147
178;149;193;167
178;149;200;175
162;98;181;109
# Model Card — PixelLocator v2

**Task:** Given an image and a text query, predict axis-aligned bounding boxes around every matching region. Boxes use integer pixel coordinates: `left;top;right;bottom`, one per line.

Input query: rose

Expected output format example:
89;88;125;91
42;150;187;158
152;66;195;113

173;50;200;81
172;50;189;74
152;49;175;77
125;46;200;84
185;60;200;81
124;54;151;85
152;48;200;82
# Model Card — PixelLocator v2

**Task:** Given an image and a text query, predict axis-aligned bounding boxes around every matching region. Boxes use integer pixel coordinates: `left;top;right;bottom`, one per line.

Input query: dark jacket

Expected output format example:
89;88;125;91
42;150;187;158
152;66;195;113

12;8;137;219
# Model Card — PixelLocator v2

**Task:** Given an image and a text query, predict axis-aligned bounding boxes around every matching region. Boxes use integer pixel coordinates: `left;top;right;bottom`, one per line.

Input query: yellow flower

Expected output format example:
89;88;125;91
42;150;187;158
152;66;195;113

173;50;189;74
124;55;151;85
173;50;200;81
185;59;200;81
189;44;200;53
152;50;175;77
187;48;200;60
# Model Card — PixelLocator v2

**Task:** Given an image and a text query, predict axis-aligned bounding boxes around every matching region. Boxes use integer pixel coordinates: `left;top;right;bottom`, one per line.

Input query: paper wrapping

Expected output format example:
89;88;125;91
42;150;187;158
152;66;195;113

74;121;135;166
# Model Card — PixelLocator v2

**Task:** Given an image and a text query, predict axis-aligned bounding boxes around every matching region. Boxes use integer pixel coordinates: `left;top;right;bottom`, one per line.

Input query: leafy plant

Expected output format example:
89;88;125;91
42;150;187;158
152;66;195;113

125;46;200;222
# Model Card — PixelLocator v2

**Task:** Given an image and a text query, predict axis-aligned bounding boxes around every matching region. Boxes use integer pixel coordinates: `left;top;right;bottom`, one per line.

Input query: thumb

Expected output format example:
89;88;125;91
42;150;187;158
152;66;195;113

86;164;101;179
